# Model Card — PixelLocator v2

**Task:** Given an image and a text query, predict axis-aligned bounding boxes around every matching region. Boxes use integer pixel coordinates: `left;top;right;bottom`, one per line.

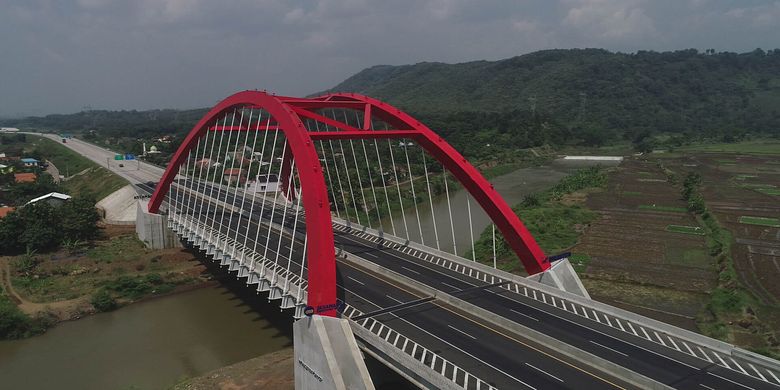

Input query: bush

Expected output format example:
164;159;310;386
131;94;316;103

0;293;52;339
91;289;117;312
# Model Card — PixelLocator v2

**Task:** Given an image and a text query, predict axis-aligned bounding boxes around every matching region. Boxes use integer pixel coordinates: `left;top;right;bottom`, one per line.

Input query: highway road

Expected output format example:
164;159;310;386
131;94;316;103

177;180;780;390
55;133;780;389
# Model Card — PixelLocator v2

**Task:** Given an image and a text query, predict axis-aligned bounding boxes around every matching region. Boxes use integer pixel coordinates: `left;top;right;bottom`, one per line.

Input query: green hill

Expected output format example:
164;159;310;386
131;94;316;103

327;48;780;141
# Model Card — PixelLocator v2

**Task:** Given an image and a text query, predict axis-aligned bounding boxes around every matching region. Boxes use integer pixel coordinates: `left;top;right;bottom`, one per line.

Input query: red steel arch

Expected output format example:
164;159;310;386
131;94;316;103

149;90;337;316
149;90;550;316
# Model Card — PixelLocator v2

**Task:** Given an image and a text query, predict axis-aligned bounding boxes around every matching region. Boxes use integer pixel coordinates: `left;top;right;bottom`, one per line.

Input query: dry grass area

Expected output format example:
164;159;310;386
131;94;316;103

576;158;714;330
2;224;207;322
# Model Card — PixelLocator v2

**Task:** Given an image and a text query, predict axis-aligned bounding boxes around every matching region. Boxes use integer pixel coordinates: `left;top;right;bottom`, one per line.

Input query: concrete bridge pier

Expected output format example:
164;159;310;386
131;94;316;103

294;315;375;390
135;200;179;249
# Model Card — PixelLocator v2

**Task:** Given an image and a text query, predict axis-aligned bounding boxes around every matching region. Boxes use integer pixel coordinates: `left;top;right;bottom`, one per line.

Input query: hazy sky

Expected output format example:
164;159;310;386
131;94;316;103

1;0;778;116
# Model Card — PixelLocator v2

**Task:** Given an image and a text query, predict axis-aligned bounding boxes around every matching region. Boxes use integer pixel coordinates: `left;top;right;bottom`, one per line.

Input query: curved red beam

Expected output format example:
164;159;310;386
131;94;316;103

149;91;337;316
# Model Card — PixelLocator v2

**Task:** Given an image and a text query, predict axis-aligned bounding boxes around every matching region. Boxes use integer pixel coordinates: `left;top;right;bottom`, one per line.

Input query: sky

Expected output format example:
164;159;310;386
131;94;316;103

1;0;778;116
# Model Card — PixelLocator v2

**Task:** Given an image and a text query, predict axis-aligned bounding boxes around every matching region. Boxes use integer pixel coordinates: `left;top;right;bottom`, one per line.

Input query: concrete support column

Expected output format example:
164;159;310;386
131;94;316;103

135;200;179;249
294;315;375;390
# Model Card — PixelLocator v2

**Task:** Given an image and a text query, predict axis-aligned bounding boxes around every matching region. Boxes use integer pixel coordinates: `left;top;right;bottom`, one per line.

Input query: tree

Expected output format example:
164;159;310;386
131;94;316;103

58;196;100;242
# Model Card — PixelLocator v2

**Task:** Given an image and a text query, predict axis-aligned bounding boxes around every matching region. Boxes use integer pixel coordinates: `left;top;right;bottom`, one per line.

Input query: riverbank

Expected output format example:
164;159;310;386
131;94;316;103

173;348;294;390
0;224;211;340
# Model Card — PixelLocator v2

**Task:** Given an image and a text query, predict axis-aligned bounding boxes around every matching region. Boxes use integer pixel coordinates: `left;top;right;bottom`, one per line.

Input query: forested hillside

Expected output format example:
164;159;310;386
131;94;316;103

328;48;780;143
3;49;779;156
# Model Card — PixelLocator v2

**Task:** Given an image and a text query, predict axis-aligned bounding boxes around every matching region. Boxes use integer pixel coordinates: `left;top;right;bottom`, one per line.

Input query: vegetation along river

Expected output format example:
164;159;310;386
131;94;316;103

380;158;616;255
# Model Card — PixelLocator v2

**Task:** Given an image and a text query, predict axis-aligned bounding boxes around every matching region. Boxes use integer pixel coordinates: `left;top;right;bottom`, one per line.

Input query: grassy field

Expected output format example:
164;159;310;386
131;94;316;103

666;225;706;235
640;205;688;213
738;216;780;227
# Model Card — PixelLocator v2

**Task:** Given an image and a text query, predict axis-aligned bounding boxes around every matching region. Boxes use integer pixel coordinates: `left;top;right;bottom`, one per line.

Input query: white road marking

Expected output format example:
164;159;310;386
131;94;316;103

590;340;628;357
385;294;404;304
640;327;651;340
400;266;421;275
510;308;540;322
653;331;668;347
698;346;714;363
525;363;564;382
347;276;365;286
363;252;379;258
447;324;477;340
749;363;767;382
699;384;715;390
714;352;730;368
682;341;696;356
707;372;756;390
730;357;748;375
767;369;780;384
441;281;461;290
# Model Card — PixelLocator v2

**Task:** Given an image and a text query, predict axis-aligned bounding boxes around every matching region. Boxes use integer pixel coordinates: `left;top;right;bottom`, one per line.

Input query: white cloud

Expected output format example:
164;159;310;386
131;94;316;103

562;0;656;41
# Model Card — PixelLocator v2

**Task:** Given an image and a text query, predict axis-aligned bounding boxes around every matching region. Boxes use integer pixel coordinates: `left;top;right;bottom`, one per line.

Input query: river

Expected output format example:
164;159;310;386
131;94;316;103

379;159;613;255
0;159;611;390
0;284;293;390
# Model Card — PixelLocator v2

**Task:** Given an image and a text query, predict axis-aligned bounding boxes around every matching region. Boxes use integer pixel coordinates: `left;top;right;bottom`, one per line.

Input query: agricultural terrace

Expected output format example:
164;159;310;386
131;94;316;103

575;159;713;331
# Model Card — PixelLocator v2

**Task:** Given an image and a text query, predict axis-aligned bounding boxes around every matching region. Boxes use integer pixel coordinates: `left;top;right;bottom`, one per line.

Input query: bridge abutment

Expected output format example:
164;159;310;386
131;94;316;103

293;315;375;390
528;258;591;299
135;200;179;249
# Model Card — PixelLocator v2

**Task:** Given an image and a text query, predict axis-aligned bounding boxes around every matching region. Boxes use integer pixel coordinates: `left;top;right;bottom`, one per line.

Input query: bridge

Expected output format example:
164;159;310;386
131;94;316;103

52;91;780;389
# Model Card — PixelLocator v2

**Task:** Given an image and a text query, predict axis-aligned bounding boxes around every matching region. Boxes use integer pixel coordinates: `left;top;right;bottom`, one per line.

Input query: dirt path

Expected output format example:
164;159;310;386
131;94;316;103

0;258;89;318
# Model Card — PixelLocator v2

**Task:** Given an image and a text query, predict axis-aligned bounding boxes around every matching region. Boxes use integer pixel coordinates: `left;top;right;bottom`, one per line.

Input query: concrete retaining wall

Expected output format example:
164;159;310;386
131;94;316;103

135;200;179;249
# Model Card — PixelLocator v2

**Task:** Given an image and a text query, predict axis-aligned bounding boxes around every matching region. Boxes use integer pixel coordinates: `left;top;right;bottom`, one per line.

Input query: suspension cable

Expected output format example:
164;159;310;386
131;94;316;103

242;113;271;266
253;125;281;274
443;170;457;255
262;139;288;265
422;152;439;250
206;111;231;237
271;159;296;286
283;175;303;292
387;138;408;240
403;139;424;245
354;112;381;226
232;110;260;259
226;109;251;256
342;111;371;227
195;116;221;236
223;109;248;254
214;111;237;243
467;195;476;261
337;133;361;226
327;139;349;223
312;119;340;219
492;224;497;269
373;129;396;236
